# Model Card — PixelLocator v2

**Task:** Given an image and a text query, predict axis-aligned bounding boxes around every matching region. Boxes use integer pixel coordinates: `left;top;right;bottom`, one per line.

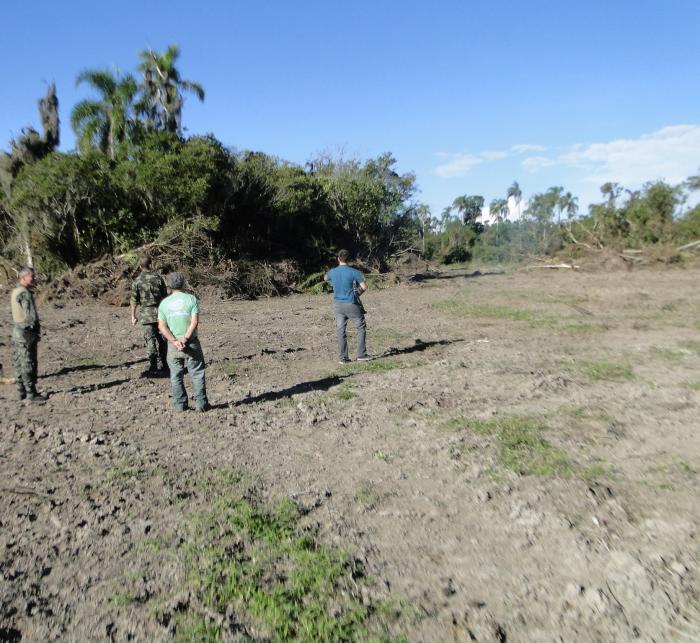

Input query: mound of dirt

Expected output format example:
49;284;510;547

41;255;304;305
41;255;137;306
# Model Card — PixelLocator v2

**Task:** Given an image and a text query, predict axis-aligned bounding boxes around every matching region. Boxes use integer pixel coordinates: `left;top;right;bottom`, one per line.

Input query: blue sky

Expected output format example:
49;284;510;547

2;0;699;220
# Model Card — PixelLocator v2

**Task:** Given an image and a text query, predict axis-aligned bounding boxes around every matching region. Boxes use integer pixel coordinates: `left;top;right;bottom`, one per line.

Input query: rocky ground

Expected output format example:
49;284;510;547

1;265;699;641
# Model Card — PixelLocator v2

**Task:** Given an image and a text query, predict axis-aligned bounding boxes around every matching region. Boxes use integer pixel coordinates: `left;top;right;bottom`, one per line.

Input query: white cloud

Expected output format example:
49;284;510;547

433;154;484;178
510;143;547;154
433;143;548;178
523;124;700;186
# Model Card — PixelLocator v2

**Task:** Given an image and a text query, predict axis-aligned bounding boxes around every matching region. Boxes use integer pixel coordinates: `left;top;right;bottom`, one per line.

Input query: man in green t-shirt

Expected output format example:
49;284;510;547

157;272;210;412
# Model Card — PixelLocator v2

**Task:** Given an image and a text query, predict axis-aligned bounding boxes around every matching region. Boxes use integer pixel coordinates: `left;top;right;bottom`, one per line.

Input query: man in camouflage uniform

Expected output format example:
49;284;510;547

10;267;45;401
130;255;168;376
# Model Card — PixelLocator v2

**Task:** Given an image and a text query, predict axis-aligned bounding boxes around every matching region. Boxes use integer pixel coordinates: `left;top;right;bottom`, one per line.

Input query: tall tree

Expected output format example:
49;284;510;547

71;69;137;158
453;195;484;226
489;198;509;225
560;191;578;220
546;186;564;223
416;204;431;254
137;45;204;135
1;84;61;266
507;181;522;220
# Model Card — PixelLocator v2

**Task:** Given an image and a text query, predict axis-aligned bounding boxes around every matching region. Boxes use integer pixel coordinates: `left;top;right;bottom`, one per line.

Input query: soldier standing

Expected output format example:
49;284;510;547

10;267;45;401
130;255;168;376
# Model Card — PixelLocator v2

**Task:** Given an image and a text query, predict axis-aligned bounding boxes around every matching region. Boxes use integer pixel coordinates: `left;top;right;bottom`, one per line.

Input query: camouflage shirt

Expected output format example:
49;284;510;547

10;285;40;332
131;271;167;324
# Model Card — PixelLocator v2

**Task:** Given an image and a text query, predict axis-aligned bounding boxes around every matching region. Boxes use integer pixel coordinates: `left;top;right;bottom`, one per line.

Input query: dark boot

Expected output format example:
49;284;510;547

26;385;47;402
17;383;26;401
141;356;159;377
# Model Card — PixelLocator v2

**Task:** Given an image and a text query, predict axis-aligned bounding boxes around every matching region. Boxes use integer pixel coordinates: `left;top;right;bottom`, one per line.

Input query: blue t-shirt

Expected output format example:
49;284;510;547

327;265;364;303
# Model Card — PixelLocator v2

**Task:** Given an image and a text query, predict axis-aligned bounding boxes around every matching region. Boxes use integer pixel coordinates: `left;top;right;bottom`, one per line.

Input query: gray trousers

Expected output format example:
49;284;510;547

166;337;208;409
333;302;367;360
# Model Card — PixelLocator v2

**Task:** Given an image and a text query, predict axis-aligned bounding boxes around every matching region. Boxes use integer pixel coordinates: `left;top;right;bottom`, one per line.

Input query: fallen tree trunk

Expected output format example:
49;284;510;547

525;263;580;270
676;240;700;251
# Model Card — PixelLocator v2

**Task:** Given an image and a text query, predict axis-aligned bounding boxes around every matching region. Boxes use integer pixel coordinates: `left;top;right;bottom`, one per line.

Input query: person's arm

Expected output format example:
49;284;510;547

130;282;140;325
17;292;37;330
158;318;185;351
357;280;367;294
182;313;199;344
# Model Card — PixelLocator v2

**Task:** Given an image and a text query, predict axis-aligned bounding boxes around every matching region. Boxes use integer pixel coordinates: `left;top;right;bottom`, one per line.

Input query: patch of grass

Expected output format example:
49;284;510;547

432;300;555;328
335;385;356;400
110;592;134;607
107;460;146;484
78;357;107;367
338;358;404;376
364;358;403;372
169;469;403;641
584;461;610;482
448;415;572;477
373;328;407;343
687;381;700;391
649;346;684;362
679;340;700;354
354;483;384;511
220;361;238;378
577;360;634;382
558;404;589;418
561;323;607;335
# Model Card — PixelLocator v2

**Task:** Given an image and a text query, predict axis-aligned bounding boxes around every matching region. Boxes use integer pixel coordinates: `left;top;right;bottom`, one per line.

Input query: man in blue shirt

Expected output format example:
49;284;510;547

324;249;370;363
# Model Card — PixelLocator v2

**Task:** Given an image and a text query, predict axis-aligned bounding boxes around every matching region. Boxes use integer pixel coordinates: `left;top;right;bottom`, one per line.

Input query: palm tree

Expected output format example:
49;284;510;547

137;45;204;134
489;198;509;226
547;186;564;224
71;69;137;158
452;195;484;226
507;181;522;220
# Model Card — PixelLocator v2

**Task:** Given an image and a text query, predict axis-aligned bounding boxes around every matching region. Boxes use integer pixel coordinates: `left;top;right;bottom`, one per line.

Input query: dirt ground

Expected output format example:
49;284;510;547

1;266;699;642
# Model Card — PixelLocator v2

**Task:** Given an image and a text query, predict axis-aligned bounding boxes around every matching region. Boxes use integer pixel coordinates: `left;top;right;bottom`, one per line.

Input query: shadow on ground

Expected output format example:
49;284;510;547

409;269;505;282
42;359;147;378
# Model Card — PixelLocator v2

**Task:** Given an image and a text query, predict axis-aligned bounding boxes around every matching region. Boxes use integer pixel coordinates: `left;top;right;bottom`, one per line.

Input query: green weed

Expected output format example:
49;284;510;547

577;360;634;382
170;469;403;641
561;323;607;335
679;340;700;354
432;300;554;328
449;415;572;477
110;592;134;607
354;483;384;511
687;381;700;391
221;361;238;378
650;346;684;362
335;386;356;400
583;462;609;482
107;460;146;484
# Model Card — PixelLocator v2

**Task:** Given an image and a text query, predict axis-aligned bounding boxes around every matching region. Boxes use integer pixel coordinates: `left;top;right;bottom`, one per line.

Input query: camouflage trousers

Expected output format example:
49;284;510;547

143;323;167;363
12;327;39;389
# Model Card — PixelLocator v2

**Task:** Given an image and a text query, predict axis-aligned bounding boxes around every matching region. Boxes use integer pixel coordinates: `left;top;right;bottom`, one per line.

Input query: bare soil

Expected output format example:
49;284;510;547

1;266;699;641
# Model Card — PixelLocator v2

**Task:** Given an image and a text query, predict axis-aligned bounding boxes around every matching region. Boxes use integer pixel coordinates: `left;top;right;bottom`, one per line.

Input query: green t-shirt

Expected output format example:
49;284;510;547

158;292;200;338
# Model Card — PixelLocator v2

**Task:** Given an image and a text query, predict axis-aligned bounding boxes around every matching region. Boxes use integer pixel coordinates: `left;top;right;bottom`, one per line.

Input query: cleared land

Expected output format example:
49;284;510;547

1;266;699;641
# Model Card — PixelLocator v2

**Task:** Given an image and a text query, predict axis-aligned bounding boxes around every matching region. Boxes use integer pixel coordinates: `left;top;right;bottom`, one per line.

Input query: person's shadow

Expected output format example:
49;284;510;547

208;338;461;409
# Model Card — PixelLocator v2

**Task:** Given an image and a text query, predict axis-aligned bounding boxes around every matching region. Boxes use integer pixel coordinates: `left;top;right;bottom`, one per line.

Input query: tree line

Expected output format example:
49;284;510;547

0;46;419;276
420;177;700;264
1;45;698;280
